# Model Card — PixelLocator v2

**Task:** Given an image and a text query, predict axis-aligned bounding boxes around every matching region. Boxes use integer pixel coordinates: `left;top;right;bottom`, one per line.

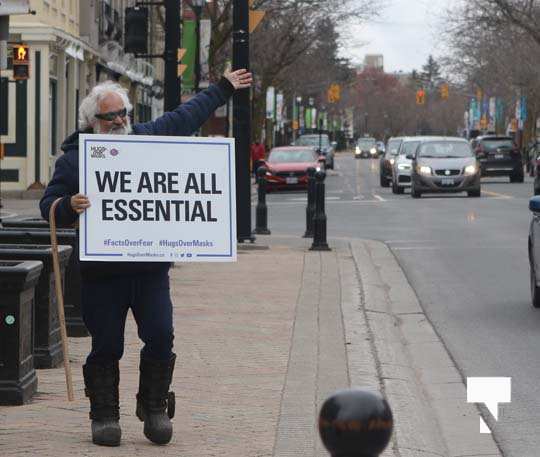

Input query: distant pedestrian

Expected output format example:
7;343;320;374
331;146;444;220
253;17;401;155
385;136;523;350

251;140;266;176
40;69;252;447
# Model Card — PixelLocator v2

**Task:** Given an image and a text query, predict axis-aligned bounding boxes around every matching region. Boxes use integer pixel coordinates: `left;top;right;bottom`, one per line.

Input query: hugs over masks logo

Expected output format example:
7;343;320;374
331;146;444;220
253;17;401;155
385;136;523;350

110;148;119;157
90;146;107;158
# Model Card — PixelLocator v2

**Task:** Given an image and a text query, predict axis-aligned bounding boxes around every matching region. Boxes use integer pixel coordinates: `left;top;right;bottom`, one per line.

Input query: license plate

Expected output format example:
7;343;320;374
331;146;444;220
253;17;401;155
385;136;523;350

495;154;504;159
441;178;454;185
286;177;298;184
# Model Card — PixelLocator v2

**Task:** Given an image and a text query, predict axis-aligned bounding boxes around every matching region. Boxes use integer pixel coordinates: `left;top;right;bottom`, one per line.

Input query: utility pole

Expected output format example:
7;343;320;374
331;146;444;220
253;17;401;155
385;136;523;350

164;0;181;111
233;0;253;242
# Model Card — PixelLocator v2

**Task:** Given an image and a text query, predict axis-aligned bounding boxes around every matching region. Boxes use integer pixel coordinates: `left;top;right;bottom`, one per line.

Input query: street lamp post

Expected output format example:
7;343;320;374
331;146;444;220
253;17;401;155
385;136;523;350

191;0;206;94
233;0;253;242
364;112;369;135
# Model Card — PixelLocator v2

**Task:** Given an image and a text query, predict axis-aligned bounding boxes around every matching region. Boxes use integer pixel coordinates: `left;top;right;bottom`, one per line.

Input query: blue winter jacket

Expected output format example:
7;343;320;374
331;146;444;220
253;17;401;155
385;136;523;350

40;78;234;279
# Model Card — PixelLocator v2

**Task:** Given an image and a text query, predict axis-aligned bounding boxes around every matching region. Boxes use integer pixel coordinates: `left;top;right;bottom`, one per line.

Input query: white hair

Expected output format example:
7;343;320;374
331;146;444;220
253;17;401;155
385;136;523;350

78;80;133;131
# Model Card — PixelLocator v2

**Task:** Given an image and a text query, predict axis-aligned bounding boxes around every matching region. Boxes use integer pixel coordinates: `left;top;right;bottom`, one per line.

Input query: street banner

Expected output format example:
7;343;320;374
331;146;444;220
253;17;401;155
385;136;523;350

305;107;312;129
276;92;283;124
79;134;237;262
0;0;30;15
199;19;211;89
181;20;196;92
266;86;275;119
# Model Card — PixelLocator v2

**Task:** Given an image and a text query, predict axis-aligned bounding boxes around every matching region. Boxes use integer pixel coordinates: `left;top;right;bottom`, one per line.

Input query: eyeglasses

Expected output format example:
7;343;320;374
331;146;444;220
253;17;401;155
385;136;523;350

95;108;127;121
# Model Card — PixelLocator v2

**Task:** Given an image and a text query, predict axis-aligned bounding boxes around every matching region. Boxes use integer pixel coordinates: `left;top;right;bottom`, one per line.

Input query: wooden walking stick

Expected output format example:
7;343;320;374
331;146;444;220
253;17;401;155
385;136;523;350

49;197;75;401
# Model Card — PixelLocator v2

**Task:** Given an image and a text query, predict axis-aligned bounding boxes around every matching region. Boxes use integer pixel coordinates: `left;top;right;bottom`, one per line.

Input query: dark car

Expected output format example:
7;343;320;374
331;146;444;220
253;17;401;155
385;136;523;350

379;137;403;187
355;137;377;159
295;134;335;169
472;135;524;182
528;196;540;307
409;138;481;198
263;146;324;191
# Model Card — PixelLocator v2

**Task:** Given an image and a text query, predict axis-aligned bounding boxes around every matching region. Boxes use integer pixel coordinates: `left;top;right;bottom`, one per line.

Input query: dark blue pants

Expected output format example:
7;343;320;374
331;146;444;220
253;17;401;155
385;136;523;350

81;270;174;364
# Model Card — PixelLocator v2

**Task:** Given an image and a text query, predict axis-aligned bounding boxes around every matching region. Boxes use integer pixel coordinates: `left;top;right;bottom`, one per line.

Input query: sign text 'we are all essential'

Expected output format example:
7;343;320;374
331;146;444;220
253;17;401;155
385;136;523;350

96;170;222;222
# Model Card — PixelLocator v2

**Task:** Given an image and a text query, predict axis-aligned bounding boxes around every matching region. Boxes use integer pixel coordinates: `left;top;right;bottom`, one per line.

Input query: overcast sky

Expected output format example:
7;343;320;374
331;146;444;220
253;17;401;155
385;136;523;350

339;0;450;73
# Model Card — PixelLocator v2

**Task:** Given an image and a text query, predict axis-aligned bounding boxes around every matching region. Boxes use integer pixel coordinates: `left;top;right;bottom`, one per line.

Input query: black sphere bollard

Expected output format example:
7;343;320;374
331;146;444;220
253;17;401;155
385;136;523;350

319;389;393;457
303;167;317;238
310;170;331;251
254;166;271;235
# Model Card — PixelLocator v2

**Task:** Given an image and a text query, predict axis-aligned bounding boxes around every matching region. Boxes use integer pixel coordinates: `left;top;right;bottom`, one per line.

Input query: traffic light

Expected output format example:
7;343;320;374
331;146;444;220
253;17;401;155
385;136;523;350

416;89;425;105
12;44;30;80
124;7;148;54
440;83;449;100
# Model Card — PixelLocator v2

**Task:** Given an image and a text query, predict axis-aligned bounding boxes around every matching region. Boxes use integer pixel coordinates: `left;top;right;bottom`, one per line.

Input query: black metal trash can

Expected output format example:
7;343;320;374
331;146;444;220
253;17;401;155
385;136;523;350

0;228;87;337
0;260;43;405
1;217;50;229
0;244;72;369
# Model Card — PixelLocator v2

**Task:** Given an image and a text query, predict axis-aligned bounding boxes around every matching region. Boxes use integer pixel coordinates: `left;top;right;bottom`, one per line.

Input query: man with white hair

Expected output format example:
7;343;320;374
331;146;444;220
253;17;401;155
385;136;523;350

39;69;252;447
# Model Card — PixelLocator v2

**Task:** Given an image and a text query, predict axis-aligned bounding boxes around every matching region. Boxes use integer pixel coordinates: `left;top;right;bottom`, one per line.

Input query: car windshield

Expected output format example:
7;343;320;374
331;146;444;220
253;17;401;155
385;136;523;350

268;149;316;163
482;139;513;150
400;141;420;155
419;141;473;158
387;139;402;155
357;139;376;148
296;136;329;147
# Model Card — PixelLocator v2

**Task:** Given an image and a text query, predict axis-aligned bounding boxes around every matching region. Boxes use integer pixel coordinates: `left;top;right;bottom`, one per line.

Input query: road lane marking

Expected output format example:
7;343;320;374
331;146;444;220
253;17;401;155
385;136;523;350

372;194;386;202
482;190;513;199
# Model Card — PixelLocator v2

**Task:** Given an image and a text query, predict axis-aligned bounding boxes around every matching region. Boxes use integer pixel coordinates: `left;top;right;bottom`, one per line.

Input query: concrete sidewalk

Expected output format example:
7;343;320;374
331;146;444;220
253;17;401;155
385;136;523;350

0;200;503;456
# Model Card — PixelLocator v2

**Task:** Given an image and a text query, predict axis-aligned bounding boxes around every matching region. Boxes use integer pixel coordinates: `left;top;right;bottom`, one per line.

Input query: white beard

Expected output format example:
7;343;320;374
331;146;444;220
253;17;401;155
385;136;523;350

95;117;132;135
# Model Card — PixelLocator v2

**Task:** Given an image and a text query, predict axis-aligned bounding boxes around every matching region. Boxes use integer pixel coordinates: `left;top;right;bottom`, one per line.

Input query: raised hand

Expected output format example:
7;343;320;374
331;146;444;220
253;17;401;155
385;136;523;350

224;69;253;90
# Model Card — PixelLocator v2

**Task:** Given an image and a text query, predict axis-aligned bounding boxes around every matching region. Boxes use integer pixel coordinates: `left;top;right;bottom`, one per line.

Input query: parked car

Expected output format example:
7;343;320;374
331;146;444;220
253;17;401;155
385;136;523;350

473;135;524;182
295;134;335;169
409;137;481;198
263;146;324;191
390;137;423;194
355;137;377;159
379;137;403;187
376;141;386;155
528;196;540;307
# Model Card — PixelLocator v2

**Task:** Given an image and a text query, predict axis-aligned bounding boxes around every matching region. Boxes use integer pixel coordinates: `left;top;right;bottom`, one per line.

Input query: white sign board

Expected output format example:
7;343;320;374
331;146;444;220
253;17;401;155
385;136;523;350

0;0;30;15
79;134;236;262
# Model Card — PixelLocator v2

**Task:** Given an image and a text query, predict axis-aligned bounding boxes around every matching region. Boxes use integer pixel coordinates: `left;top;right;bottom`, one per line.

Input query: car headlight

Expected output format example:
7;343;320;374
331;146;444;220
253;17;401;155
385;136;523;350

266;170;273;176
316;166;322;172
389;158;395;165
398;163;410;171
355;146;360;154
370;148;377;155
418;165;432;175
464;165;477;176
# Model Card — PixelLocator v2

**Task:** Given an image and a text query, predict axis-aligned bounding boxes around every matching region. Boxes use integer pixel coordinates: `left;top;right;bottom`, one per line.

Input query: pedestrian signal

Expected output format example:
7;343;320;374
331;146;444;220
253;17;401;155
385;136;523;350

416;89;425;105
12;45;30;80
440;83;449;100
124;7;148;54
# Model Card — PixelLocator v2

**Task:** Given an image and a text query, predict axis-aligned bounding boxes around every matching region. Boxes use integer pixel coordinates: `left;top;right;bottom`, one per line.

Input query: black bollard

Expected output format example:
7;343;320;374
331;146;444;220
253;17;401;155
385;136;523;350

310;170;331;251
319;389;393;457
303;167;317;238
253;166;271;235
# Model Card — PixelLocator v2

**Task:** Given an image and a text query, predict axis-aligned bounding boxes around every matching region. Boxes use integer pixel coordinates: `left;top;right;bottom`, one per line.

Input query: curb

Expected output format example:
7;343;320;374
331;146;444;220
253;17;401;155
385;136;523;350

349;239;503;457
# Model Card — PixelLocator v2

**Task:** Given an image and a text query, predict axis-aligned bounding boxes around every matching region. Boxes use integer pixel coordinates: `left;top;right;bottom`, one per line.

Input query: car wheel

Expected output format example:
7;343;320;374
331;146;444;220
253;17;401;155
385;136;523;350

411;183;421;199
531;262;540;308
396;186;405;195
380;175;390;187
510;173;524;183
468;188;481;197
535;186;540;196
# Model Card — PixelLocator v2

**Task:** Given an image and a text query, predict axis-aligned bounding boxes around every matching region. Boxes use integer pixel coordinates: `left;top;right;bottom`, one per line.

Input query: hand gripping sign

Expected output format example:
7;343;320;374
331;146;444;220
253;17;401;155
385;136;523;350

79;134;236;262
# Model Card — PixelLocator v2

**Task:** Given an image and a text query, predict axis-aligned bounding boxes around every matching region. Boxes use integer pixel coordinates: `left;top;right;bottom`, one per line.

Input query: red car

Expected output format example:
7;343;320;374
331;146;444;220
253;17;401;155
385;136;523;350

262;146;325;191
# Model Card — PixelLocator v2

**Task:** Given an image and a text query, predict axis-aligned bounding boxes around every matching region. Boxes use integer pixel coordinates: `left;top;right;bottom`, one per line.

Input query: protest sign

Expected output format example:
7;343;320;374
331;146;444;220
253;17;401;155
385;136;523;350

79;134;236;262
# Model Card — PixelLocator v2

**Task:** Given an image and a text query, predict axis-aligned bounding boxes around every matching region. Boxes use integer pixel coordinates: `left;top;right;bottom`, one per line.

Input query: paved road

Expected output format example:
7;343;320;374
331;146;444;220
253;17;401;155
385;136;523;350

260;153;540;457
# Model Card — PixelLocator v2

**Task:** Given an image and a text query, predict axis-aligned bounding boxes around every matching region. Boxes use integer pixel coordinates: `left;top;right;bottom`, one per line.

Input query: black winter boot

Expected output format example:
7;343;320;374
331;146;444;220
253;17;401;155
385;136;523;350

83;362;122;447
136;354;176;445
